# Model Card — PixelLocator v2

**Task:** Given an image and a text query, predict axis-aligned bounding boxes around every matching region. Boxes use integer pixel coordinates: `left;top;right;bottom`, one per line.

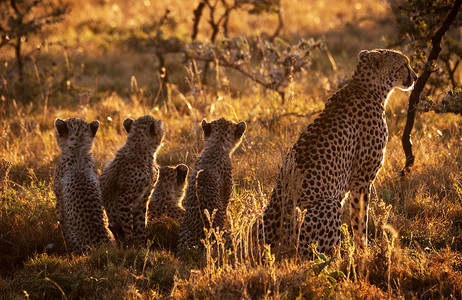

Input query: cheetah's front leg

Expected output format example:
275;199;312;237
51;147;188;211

349;182;370;252
111;190;136;243
133;189;150;245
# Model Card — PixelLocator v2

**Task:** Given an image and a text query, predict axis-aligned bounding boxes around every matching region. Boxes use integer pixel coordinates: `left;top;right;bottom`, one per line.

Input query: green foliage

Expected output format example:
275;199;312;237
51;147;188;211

312;253;345;297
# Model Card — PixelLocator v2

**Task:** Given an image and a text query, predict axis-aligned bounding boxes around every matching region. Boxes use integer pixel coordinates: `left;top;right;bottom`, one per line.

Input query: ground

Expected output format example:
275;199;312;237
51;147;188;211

1;0;461;299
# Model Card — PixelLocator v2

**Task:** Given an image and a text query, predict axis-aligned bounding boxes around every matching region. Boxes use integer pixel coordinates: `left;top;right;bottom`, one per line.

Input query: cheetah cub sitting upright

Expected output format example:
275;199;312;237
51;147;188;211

178;118;246;250
53;118;115;252
263;49;417;257
147;164;189;222
99;115;165;245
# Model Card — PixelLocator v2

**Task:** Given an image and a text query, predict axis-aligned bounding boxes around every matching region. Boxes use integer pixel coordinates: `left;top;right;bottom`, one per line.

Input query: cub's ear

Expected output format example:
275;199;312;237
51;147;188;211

149;119;165;137
175;164;189;185
155;120;165;137
202;120;212;138
89;120;100;137
55;118;69;138
149;123;156;136
234;121;246;139
123;118;133;133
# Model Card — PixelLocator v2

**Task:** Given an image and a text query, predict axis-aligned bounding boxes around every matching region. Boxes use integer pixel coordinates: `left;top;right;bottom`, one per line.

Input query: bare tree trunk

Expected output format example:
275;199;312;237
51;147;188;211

442;57;459;89
401;0;462;175
269;3;284;42
192;1;205;41
15;37;23;83
11;0;24;83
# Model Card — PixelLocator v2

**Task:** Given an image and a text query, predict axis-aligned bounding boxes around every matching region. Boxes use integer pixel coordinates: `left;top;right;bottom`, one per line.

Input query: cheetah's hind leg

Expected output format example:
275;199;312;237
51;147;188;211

298;198;342;259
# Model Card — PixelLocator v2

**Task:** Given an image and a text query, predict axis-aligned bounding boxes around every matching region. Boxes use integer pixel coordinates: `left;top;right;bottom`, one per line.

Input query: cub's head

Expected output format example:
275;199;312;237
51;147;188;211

123;115;165;152
358;49;417;90
54;118;99;154
155;164;189;199
201;117;246;154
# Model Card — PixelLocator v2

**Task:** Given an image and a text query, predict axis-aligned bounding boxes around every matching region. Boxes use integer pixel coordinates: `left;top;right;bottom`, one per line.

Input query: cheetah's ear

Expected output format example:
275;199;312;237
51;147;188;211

234;121;246;139
358;50;369;62
153;120;165;137
55;118;69;138
359;50;384;70
175;164;189;185
202;120;212;138
368;51;384;70
123;118;133;133
89;120;99;137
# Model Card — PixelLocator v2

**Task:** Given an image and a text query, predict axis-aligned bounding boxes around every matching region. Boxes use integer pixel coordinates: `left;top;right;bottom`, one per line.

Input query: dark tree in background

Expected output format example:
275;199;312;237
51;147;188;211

190;0;283;85
0;0;68;84
191;0;282;42
390;0;462;174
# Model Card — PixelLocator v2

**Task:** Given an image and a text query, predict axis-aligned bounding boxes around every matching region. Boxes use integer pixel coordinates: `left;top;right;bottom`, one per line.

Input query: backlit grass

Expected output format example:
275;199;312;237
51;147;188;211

1;0;461;299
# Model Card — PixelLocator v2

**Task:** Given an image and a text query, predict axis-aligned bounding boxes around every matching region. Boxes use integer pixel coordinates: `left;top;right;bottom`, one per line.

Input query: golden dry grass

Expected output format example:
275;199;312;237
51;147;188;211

1;0;462;299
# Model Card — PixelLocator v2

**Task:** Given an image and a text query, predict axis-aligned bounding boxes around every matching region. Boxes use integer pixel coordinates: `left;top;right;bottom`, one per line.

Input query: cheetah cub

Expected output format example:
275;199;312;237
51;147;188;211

264;49;417;257
53;118;115;252
147;164;189;222
100;115;165;245
178;118;246;250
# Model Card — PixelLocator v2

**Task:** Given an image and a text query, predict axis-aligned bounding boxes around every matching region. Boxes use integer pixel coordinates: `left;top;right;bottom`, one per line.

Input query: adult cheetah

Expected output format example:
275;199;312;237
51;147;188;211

178;118;246;250
53;118;115;252
263;49;417;257
147;164;189;222
100;115;165;245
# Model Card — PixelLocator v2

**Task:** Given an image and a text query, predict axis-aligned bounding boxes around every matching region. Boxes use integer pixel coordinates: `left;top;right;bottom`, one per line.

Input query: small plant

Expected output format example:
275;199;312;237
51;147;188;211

186;37;326;103
312;252;345;297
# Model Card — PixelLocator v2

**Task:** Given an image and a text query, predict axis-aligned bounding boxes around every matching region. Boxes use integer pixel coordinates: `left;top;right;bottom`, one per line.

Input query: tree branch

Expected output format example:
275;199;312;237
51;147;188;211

401;0;462;175
192;1;206;41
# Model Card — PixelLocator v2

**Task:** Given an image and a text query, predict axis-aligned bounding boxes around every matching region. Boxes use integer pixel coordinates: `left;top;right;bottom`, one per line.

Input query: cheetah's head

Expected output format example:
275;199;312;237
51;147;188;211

157;164;189;196
123;115;165;153
201;117;246;154
54;118;99;154
358;49;417;91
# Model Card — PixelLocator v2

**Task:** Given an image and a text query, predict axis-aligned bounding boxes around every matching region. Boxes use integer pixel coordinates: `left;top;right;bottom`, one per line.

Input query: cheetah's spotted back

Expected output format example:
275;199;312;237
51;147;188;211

100;115;165;245
52;117;115;252
178;118;246;250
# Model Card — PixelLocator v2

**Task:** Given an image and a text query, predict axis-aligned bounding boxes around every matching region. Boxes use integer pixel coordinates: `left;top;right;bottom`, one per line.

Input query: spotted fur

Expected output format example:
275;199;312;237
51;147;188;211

263;49;417;257
53;118;115;252
147;164;189;222
100;115;165;245
178;118;246;249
